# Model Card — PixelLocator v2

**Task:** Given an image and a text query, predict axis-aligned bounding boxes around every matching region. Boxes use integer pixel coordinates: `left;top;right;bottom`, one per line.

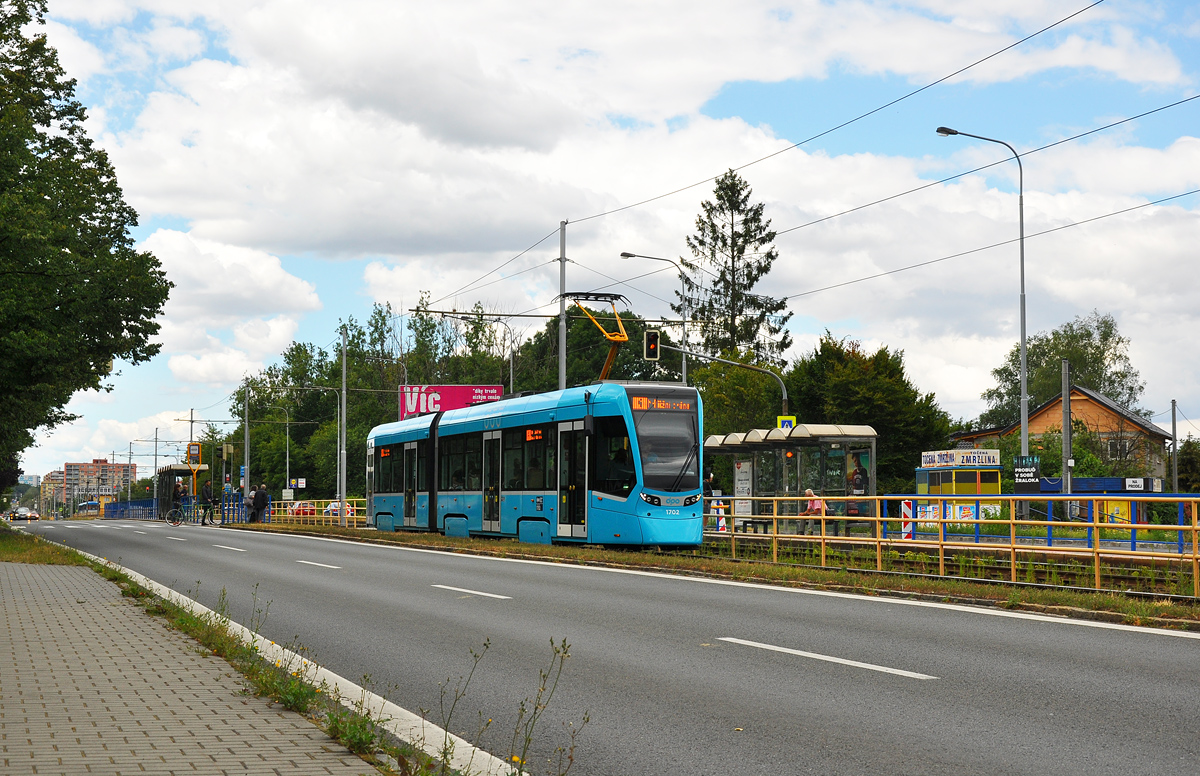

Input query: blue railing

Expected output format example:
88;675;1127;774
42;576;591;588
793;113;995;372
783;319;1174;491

102;493;271;523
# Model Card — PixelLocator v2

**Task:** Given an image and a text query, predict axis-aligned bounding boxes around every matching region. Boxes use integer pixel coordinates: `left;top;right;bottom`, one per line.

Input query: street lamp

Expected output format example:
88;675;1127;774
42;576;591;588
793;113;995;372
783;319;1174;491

619;252;688;384
266;405;290;487
936;126;1028;457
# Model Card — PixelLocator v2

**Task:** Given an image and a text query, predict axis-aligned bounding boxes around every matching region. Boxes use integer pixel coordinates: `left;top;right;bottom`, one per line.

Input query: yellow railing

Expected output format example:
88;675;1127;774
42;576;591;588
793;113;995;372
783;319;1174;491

704;494;1200;597
267;498;369;529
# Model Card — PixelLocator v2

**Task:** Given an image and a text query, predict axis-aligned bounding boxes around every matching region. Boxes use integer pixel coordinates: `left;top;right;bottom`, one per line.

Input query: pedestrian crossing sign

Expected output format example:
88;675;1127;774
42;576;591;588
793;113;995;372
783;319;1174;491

777;416;796;430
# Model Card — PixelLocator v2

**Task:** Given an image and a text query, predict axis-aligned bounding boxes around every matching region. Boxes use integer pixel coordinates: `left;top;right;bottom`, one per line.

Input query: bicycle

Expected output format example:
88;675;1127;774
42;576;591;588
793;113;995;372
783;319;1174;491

166;507;184;526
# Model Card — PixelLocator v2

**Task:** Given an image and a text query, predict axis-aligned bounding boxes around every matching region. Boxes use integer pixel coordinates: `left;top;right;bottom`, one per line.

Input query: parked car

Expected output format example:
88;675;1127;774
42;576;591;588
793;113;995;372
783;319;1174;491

288;501;316;516
322;501;356;517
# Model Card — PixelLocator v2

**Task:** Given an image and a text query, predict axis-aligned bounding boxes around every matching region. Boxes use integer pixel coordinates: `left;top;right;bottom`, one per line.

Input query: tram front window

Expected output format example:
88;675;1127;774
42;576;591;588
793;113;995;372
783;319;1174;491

634;409;699;493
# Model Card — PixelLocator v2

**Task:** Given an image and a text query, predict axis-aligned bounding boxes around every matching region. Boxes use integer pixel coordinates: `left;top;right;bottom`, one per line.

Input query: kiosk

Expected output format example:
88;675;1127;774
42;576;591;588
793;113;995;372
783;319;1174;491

914;449;1002;520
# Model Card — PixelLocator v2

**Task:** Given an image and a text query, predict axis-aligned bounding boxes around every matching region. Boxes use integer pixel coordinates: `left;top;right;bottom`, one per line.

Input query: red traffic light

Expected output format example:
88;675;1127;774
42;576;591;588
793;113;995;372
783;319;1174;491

644;330;661;361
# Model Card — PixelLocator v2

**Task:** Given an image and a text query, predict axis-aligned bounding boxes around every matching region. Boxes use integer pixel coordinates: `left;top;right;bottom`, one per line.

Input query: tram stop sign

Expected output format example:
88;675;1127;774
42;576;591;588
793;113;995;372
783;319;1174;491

777;416;796;430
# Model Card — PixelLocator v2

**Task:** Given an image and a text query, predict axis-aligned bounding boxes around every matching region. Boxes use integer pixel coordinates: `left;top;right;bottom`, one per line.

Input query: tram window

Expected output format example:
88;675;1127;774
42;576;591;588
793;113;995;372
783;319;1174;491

464;435;482;490
523;426;553;490
592;416;635;497
417;440;428;491
503;430;524;490
377;445;394;493
440;436;465;491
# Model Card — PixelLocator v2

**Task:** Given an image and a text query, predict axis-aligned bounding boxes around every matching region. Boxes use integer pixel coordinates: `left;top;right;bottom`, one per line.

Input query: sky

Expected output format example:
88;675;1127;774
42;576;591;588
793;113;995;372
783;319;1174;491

20;0;1200;481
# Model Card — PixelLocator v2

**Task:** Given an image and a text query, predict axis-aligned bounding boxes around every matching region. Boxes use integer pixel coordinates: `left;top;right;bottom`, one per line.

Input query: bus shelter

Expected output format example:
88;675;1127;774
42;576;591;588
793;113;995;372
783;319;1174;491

703;424;877;530
155;463;208;518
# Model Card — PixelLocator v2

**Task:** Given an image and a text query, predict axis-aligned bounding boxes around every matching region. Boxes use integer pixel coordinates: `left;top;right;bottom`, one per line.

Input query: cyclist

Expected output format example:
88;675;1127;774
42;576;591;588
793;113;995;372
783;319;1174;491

199;479;214;526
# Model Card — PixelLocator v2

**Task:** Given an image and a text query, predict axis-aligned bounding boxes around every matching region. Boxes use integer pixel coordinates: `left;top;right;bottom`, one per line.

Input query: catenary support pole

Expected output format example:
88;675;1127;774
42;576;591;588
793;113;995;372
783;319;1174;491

558;220;567;391
1172;399;1179;493
340;328;348;528
1062;359;1071;495
244;379;250;501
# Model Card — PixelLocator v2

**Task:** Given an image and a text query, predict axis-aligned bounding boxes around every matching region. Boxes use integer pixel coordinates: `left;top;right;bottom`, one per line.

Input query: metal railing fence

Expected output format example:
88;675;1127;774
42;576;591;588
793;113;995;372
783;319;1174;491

266;498;369;528
702;494;1200;597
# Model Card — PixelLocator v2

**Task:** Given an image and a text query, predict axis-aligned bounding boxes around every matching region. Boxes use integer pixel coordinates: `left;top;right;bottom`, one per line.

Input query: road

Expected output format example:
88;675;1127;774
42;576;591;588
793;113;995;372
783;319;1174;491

25;519;1200;776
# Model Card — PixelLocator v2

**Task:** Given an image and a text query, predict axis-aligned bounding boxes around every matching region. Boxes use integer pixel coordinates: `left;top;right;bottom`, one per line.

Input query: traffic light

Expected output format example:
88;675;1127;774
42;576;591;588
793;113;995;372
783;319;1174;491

644;330;661;361
215;445;224;460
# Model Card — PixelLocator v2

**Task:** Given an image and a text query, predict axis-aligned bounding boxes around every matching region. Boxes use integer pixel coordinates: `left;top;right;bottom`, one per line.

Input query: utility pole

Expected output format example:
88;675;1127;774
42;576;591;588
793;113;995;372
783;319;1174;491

189;409;194;442
558;220;567;391
127;442;132;503
1061;359;1072;496
340;328;348;527
153;428;158;513
1172;399;1179;493
244;379;251;499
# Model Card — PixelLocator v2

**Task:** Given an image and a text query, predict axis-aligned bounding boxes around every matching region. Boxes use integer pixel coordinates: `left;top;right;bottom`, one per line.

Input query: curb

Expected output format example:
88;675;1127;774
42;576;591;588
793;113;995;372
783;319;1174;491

58;540;520;776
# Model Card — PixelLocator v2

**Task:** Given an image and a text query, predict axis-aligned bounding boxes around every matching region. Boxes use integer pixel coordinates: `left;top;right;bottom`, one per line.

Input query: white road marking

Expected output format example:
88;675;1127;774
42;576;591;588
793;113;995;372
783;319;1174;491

296;560;341;569
253;532;1200;641
167;537;186;542
134;531;147;535
431;584;511;600
718;637;938;680
213;544;246;552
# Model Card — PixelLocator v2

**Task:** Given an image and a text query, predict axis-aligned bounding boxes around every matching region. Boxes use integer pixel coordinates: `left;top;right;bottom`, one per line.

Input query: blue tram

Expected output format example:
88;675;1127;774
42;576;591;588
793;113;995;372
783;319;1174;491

366;382;703;546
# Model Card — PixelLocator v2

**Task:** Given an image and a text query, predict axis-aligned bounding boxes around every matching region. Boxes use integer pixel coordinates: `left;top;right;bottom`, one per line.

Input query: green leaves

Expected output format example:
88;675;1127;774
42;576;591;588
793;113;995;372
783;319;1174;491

1;0;172;467
680;169;792;364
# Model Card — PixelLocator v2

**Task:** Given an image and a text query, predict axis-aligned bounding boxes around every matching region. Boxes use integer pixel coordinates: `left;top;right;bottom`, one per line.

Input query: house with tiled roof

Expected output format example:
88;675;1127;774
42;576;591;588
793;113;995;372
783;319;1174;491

951;386;1170;477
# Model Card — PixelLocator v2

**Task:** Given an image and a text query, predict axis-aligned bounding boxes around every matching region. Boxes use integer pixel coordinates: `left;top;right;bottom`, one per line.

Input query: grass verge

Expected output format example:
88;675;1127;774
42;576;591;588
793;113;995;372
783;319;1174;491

226;521;1200;630
0;521;462;775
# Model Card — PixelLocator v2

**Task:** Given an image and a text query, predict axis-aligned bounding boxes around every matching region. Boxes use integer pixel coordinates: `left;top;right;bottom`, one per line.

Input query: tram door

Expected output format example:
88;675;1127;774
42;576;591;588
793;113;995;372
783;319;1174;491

402;442;417;527
483;431;501;532
558;421;587;538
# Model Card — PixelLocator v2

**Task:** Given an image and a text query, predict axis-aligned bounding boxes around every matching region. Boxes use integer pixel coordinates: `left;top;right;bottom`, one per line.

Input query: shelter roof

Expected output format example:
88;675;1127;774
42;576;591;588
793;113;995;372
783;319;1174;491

704;423;876;452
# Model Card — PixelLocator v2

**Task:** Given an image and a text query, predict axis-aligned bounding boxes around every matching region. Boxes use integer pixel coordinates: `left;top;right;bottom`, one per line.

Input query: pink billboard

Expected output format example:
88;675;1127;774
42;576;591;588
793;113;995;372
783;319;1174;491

400;385;504;420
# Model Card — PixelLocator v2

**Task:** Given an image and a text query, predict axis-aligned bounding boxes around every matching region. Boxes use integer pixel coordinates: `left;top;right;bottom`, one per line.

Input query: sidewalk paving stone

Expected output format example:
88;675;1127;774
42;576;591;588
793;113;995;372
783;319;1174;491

0;563;376;776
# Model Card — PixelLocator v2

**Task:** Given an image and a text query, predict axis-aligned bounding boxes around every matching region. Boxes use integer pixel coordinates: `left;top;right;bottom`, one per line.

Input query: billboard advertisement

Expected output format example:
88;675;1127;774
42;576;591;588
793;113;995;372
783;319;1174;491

400;385;504;420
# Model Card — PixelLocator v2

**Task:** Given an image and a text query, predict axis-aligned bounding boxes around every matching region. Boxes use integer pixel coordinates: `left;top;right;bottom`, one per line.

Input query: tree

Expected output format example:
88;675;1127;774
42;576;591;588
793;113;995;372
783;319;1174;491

0;1;171;467
979;311;1145;428
1174;437;1200;493
785;333;950;493
518;304;679;392
678;169;791;364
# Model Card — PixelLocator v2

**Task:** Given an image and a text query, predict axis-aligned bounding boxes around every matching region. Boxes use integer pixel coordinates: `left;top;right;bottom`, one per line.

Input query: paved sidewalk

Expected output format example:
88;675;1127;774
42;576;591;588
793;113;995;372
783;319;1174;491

0;562;375;776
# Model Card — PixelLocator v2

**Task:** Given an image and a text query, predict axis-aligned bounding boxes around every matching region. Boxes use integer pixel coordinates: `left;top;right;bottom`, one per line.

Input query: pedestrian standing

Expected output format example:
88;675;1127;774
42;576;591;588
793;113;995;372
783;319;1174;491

252;483;268;524
245;486;256;522
199;479;214;525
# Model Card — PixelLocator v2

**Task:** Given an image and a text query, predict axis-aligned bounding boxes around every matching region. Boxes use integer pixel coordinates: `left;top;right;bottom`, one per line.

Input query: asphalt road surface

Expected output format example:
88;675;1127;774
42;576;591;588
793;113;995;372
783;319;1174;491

26;519;1200;776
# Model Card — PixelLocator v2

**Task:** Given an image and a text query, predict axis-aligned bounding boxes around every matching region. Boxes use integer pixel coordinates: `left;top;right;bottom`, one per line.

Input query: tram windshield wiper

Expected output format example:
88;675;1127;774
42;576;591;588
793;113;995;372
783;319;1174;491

667;442;699;493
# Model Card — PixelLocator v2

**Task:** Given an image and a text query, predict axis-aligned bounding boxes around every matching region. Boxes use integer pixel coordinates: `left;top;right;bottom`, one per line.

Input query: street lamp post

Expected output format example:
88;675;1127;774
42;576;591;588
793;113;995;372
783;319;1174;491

936;126;1028;457
620;252;688;384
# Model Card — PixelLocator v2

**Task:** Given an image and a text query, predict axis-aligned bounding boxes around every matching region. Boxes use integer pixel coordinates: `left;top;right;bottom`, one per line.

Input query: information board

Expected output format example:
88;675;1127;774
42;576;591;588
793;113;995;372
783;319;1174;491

1014;455;1041;494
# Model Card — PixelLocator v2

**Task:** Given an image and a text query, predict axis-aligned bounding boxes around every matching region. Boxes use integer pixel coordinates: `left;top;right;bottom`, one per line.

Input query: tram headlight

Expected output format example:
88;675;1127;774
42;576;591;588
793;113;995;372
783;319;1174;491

640;492;661;506
682;495;700;506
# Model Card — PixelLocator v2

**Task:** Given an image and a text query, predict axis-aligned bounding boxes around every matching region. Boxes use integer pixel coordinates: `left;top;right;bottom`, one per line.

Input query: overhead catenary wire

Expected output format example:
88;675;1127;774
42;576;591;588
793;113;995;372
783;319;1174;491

424;2;1107;307
569;0;1107;224
782;188;1200;300
775;92;1200;239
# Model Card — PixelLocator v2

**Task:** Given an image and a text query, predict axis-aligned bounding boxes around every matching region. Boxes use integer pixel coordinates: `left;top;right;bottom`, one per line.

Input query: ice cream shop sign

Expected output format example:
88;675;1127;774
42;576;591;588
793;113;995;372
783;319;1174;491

920;449;1001;468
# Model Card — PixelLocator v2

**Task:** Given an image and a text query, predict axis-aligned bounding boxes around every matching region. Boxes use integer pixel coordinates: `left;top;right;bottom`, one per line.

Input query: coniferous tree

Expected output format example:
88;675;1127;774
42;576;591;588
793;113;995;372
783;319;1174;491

677;169;792;364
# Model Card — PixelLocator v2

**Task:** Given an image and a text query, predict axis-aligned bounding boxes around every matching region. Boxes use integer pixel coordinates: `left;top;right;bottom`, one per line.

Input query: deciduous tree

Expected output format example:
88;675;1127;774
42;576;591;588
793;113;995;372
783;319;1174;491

1;0;171;467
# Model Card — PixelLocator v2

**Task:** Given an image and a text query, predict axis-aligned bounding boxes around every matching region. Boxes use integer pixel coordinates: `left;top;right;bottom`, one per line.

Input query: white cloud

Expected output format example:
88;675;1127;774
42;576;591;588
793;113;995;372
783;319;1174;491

168;349;262;385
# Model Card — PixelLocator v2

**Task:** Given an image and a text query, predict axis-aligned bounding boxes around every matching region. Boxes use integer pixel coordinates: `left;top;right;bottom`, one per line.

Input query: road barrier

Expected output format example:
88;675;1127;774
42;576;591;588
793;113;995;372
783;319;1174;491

702;493;1200;597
